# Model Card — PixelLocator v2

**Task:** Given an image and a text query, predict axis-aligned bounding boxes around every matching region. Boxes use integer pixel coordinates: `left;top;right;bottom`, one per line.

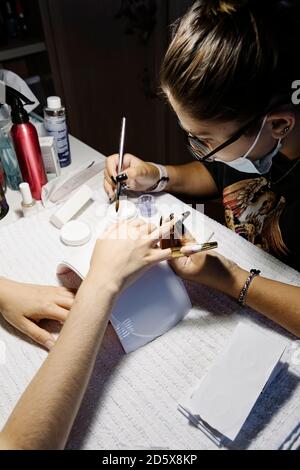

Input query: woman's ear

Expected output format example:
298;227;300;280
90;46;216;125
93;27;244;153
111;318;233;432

267;112;295;139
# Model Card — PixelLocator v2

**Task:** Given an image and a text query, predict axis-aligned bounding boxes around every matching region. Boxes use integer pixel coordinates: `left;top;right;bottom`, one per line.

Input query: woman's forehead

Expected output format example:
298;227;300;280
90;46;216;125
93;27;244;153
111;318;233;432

168;90;241;137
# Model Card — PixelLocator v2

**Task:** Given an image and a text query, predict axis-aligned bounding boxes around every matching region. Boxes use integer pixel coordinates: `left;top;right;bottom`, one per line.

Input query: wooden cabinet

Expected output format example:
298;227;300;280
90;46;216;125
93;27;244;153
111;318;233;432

39;0;194;165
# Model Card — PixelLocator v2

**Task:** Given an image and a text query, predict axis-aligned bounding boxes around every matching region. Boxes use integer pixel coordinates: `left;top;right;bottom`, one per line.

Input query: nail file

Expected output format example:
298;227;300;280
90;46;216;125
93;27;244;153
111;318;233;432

50;184;93;228
49;160;105;203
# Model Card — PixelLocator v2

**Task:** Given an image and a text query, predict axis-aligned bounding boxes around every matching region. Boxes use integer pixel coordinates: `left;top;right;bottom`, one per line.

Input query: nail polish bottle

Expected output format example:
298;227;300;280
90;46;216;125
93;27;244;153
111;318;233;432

19;182;38;217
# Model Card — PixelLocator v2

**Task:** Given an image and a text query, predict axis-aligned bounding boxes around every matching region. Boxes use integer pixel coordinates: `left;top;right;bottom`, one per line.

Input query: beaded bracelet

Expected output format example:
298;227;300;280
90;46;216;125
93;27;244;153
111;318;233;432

238;269;261;305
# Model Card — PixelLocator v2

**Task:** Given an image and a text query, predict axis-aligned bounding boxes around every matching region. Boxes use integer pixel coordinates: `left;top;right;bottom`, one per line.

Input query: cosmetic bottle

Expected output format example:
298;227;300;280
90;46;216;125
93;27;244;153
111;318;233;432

0;104;23;190
4;1;18;38
44;96;71;168
10;97;47;200
15;0;28;38
0;82;47;200
19;182;38;217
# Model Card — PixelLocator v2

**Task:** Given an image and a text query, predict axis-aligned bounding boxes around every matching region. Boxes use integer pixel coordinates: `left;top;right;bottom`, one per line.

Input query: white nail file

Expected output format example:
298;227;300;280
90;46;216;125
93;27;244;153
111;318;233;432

50;184;93;228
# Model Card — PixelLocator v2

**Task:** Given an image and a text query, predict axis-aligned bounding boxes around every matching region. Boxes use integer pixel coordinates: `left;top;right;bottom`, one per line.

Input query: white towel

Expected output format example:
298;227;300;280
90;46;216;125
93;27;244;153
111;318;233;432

0;191;299;449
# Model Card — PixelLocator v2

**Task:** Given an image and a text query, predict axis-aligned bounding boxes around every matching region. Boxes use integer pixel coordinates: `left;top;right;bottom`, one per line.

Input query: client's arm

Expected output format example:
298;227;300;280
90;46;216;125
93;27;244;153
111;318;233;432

0;218;173;449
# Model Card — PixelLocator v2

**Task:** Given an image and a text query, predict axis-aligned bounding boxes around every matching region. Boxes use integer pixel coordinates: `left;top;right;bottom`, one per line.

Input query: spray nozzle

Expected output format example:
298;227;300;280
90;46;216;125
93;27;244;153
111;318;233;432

0;80;35;107
5;84;35;107
0;81;35;124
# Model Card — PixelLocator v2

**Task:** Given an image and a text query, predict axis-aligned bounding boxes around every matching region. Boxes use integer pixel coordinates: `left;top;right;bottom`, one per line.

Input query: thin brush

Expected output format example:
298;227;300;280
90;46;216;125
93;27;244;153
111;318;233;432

115;117;126;212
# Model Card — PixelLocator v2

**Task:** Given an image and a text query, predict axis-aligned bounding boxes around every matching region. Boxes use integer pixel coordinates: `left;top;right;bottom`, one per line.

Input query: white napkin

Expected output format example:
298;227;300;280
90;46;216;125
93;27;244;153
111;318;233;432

179;322;287;445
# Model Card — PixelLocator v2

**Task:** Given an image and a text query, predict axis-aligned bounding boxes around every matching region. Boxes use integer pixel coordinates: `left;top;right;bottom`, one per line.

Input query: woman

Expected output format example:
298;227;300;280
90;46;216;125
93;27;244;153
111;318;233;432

104;0;300;337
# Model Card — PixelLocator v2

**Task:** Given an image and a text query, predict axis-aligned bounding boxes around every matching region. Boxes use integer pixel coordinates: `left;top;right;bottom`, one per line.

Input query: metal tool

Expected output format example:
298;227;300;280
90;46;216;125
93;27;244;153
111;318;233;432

115;117;126;212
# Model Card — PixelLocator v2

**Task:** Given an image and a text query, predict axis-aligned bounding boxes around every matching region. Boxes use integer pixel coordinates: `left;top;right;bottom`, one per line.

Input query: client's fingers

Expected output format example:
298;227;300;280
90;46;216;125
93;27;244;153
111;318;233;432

19;318;56;350
149;219;177;244
149;247;173;263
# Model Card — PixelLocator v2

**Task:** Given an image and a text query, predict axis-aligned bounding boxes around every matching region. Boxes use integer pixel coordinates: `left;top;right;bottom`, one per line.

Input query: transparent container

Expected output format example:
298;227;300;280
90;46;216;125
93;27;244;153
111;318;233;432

0;104;23;190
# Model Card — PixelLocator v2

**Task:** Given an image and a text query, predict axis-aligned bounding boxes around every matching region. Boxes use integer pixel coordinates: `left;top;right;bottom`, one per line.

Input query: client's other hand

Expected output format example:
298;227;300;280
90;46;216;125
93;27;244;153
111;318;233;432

0;280;75;350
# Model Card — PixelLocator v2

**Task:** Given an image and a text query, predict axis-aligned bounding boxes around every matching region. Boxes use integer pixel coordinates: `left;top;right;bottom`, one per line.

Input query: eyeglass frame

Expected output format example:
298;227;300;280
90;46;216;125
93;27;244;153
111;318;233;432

181;101;287;163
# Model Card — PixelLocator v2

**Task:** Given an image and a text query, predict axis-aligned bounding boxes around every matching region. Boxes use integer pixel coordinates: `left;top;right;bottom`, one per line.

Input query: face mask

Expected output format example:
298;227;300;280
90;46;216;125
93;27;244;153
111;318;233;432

215;115;282;174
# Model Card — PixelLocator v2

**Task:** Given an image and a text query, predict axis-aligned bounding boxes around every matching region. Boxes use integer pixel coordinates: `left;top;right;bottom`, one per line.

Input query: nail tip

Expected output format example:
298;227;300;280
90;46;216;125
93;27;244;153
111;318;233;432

45;340;55;350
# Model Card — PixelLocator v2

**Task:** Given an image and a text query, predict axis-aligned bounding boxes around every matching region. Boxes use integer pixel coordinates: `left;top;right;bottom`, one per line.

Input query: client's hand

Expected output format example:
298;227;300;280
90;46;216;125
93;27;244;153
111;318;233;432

88;218;175;291
0;279;75;350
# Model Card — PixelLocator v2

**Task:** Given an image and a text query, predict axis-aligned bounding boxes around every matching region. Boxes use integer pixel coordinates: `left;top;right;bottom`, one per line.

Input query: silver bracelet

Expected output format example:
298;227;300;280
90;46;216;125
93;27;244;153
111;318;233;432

238;269;261;305
145;163;169;192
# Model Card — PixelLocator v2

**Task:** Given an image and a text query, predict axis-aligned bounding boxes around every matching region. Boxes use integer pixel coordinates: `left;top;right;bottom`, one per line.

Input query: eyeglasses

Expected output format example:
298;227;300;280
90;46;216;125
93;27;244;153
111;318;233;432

180;101;288;163
183;114;266;163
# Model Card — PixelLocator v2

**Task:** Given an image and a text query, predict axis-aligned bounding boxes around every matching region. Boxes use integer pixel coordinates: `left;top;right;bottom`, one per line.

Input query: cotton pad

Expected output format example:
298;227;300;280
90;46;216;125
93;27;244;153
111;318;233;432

60;220;92;246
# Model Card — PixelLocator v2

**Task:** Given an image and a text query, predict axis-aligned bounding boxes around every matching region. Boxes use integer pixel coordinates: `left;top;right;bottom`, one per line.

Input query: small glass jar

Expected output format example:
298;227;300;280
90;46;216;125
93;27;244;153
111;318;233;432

138;194;156;217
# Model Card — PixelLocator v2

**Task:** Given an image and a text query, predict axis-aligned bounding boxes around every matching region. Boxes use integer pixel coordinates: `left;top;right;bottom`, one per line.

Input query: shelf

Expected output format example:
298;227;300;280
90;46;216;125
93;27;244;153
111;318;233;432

0;39;46;61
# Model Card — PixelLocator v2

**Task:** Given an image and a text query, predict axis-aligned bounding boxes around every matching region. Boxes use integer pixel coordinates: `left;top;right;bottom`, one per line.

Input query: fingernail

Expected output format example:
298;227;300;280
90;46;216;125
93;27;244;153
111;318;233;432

45;339;55;350
111;176;117;184
182;244;203;253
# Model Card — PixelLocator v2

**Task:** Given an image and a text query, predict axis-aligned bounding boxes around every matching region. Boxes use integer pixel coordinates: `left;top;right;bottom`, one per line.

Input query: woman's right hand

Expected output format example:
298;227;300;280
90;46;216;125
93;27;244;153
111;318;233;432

103;153;160;200
170;249;247;299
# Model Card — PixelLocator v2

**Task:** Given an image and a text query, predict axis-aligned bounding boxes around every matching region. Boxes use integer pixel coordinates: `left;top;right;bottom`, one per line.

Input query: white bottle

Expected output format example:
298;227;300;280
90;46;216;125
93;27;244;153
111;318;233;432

19;182;38;217
44;96;71;168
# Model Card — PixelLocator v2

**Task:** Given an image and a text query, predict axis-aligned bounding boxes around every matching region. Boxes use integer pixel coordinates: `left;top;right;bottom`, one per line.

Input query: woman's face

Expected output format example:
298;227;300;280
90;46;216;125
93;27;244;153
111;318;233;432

168;93;279;163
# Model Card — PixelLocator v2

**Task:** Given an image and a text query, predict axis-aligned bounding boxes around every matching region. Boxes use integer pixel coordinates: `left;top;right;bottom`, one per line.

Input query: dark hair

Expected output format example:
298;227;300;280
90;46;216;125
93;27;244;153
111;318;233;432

160;0;300;125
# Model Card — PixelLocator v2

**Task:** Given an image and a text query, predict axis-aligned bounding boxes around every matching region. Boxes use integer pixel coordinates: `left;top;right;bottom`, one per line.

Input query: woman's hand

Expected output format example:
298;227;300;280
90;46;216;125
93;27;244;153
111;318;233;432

164;226;247;297
170;248;247;299
88;218;175;292
103;153;160;200
0;279;75;350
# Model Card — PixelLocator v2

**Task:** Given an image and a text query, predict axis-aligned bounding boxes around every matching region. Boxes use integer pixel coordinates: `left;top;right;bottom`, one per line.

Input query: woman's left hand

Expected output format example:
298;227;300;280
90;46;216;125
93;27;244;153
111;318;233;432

88;218;175;291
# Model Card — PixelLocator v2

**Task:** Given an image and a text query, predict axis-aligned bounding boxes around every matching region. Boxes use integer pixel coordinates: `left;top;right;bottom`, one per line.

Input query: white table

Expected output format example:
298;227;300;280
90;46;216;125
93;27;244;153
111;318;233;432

0;136;299;450
1;135;106;227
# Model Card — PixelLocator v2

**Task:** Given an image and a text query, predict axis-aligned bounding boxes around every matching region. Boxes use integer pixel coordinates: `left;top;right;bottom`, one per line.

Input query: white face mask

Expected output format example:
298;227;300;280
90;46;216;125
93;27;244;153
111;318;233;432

215;115;282;174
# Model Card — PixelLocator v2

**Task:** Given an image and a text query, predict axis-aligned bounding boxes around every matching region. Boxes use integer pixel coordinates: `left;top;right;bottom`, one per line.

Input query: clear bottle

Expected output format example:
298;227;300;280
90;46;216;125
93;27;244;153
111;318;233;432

0;104;23;190
44;96;71;168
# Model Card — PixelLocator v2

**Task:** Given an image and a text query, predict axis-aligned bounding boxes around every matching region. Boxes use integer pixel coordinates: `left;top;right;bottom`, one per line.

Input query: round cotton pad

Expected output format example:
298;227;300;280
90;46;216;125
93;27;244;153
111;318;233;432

60;220;92;246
